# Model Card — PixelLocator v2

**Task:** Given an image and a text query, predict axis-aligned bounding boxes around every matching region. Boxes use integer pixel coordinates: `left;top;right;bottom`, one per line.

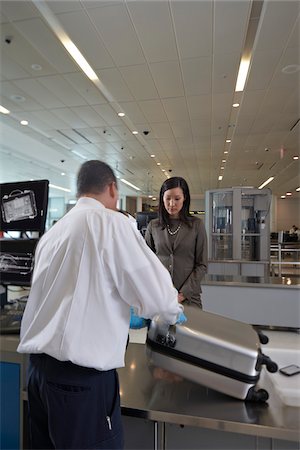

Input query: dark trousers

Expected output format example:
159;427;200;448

27;354;124;449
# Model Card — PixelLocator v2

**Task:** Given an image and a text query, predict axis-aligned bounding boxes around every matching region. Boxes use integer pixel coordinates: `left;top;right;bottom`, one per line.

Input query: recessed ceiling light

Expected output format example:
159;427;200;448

20;120;28;125
132;130;138;135
224;151;228;154
281;195;286;199
296;187;300;192
226;139;231;143
232;103;239;108
157;162;161;166
31;64;42;70
218;175;223;181
282;64;300;74
10;94;26;102
293;156;299;160
220;166;224;170
61;172;65;176
286;192;292;196
150;154;155;158
162;169;166;172
222;159;226;163
118;112;125;117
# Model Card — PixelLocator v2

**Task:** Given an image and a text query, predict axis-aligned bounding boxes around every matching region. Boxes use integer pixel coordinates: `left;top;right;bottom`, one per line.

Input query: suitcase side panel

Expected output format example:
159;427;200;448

146;337;259;384
148;308;261;377
174;326;260;377
147;347;254;400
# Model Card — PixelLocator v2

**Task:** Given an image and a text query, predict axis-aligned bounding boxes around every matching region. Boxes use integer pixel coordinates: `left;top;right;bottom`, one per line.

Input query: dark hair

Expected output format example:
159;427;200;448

158;177;192;228
77;160;117;197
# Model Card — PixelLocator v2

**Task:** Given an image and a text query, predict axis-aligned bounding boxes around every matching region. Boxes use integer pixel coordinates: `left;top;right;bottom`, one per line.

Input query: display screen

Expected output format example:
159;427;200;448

0;180;49;233
136;211;158;234
0;238;39;286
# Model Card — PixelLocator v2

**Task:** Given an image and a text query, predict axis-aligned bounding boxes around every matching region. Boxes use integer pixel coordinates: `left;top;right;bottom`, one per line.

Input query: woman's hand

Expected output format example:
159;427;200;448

178;292;185;303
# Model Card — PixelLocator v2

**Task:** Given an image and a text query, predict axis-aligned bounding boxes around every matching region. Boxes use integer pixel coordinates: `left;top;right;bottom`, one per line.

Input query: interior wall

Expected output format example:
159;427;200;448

276;198;300;231
190;198;205;211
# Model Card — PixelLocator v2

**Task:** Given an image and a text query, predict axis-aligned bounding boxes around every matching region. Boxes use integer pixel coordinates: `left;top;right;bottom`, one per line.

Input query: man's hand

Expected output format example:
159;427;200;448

178;292;185;303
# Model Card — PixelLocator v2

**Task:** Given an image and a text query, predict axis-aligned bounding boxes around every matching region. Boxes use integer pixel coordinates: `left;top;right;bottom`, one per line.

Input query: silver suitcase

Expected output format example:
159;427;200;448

146;306;277;401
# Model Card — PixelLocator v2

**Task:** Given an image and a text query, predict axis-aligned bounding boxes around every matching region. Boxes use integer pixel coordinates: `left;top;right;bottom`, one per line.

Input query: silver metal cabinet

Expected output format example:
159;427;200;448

205;188;271;276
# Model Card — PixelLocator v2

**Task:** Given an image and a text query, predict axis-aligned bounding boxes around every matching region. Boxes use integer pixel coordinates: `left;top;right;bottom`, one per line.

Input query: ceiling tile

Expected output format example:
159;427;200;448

38;75;87;107
214;0;252;55
97;68;134;102
120;65;158;101
254;0;300;53
171;1;213;59
0;1;39;21
13;18;79;73
87;4;145;67
162;97;189;122
150;61;184;98
117;101;147;124
181;57;211;96
138;99;168;123
126;1;177;63
63;73;107;106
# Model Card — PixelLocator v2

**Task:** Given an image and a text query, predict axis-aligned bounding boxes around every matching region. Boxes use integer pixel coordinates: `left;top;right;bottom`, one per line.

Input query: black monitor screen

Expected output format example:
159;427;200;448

0;180;49;233
0;238;39;287
136;211;158;233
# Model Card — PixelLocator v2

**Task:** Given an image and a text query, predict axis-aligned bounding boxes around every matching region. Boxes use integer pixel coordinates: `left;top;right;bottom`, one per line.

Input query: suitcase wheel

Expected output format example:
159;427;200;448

257;330;269;345
262;354;278;373
256;353;278;373
246;387;269;402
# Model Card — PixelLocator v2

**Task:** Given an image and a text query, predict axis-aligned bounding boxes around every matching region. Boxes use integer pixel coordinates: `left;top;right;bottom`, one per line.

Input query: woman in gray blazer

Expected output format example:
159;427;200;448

145;177;207;308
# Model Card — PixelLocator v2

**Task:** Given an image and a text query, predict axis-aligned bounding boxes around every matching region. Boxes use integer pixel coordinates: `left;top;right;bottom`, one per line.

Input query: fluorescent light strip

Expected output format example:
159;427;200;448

0;105;10;114
120;179;141;191
49;183;71;193
235;58;250;92
62;40;98;81
33;1;97;82
258;177;274;189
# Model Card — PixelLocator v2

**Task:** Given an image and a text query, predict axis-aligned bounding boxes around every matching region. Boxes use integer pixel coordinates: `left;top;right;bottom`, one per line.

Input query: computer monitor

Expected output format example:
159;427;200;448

0;238;38;287
0;180;49;234
136;211;158;236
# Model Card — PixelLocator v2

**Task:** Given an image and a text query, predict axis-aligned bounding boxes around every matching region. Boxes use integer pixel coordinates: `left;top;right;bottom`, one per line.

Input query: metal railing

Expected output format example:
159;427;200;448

270;244;300;277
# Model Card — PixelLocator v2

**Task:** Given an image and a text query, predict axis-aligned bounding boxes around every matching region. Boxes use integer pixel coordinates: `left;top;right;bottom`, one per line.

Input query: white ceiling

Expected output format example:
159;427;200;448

0;0;299;202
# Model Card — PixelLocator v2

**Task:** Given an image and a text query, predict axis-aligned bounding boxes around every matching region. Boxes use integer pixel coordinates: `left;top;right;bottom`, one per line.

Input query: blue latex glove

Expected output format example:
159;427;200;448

129;307;150;329
176;312;187;325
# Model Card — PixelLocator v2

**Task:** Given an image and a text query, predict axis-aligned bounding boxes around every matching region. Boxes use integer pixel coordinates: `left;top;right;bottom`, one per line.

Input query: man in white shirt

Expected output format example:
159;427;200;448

18;160;183;449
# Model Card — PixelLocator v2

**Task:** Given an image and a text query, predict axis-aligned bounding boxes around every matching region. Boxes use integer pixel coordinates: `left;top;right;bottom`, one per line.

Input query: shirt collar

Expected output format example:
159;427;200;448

76;197;105;209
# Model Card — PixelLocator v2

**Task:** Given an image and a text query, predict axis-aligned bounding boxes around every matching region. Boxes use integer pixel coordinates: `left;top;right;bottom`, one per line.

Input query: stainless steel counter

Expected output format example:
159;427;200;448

119;343;299;442
202;274;300;288
1;336;299;444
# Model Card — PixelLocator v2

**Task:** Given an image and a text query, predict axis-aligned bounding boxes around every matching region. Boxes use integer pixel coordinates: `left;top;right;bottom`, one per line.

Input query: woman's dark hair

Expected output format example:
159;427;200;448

158;177;192;228
77;160;117;198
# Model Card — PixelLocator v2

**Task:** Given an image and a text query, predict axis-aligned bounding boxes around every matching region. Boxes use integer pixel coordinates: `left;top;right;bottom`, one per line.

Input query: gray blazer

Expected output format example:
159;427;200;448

145;217;207;308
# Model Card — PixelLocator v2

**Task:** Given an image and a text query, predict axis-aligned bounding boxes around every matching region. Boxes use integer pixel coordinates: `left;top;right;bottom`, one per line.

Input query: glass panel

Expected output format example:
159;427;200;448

241;235;260;260
212;192;233;234
212;235;233;260
241;195;259;234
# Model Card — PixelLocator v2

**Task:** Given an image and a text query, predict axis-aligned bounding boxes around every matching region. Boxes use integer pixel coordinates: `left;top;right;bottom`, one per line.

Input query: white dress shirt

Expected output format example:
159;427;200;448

17;197;182;370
